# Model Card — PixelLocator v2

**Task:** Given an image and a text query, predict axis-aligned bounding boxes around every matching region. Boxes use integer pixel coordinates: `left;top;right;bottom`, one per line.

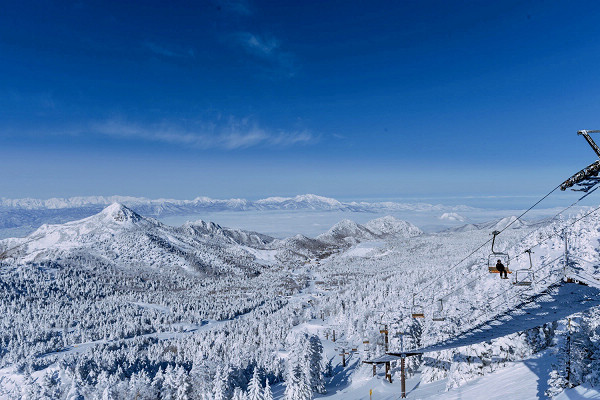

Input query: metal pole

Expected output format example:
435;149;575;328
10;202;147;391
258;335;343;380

401;356;406;398
384;324;389;352
566;318;572;387
564;230;569;276
385;361;392;383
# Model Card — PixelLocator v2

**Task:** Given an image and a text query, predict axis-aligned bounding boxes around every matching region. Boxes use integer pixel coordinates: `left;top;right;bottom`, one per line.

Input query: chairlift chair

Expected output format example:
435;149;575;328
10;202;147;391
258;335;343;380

432;299;446;321
411;294;425;318
488;230;511;274
513;249;534;286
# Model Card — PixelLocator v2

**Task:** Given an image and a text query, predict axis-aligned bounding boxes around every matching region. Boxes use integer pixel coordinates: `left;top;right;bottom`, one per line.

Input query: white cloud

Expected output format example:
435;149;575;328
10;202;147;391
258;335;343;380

232;32;297;77
89;118;315;150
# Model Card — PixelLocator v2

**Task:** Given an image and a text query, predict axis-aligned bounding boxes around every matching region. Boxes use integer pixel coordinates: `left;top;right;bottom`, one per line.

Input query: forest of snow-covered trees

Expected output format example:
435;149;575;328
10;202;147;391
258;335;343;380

2;203;600;398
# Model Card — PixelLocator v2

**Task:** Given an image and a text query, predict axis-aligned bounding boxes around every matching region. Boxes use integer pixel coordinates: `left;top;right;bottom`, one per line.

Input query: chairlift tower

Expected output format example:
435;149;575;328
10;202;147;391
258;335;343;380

561;130;600;192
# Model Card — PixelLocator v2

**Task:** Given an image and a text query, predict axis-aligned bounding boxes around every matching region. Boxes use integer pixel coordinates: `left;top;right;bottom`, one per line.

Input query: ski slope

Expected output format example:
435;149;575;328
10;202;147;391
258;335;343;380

368;273;600;362
318;351;600;399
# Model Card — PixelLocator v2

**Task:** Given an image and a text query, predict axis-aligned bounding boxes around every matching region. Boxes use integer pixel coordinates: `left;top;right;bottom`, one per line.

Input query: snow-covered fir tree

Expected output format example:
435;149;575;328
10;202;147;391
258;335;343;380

263;378;273;400
247;366;262;400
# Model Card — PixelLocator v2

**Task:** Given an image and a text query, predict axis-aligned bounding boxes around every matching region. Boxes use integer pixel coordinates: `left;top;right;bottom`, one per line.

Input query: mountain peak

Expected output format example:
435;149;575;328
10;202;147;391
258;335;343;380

364;216;423;237
99;203;142;223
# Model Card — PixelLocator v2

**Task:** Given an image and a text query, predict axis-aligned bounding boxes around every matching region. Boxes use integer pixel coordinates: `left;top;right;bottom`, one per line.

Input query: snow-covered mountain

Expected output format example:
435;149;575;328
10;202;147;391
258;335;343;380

254;194;346;210
0;203;270;275
177;220;274;248
364;215;423;237
439;212;466;222
0;193;475;213
447;215;529;232
0;194;477;235
318;216;422;245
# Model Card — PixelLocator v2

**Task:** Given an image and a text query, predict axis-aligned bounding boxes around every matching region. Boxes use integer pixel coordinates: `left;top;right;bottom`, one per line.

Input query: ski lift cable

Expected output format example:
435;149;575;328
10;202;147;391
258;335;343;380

456;256;563;329
478;268;559;323
442;202;600;314
495;183;563;236
437;252;564;321
414;183;563;301
419;185;600;312
425;202;600;316
510;188;598;262
460;204;600;327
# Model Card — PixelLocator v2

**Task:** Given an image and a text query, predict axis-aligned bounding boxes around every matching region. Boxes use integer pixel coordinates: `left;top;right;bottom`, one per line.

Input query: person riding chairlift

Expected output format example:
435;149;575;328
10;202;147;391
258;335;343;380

496;259;508;279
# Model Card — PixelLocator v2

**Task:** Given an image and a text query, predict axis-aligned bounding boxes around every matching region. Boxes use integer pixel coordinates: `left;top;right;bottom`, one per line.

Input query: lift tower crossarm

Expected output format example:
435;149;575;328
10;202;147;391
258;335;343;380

578;130;600;158
560;130;600;191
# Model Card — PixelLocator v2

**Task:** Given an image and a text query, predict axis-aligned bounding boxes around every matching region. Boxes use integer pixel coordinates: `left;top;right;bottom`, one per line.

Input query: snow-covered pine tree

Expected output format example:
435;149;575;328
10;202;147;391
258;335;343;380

247;366;262;400
232;387;248;400
284;363;312;400
546;318;575;397
263;379;273;400
175;366;192;400
525;322;556;354
303;335;325;393
213;366;228;400
161;365;177;400
582;308;600;386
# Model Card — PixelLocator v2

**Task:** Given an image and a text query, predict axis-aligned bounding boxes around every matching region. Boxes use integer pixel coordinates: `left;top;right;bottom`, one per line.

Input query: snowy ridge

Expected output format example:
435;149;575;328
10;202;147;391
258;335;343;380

178;219;275;248
0;193;476;214
446;215;529;232
317;216;422;245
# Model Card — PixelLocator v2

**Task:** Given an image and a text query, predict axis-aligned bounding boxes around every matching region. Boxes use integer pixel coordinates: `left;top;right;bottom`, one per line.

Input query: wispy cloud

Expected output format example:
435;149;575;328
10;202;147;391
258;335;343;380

236;32;279;57
143;42;195;58
88;118;315;150
232;32;297;78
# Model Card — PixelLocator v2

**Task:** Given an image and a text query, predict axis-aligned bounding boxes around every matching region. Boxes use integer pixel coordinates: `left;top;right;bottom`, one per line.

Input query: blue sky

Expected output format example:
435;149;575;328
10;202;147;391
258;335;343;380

2;0;600;203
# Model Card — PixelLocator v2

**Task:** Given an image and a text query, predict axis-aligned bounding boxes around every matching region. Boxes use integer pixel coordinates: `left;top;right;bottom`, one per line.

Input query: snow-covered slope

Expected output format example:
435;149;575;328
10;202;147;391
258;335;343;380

0;203;268;275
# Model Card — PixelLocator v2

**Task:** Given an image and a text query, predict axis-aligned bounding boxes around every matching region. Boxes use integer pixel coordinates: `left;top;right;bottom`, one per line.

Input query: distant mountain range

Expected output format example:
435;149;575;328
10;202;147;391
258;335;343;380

0;204;424;272
0;194;475;213
0;194;476;232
